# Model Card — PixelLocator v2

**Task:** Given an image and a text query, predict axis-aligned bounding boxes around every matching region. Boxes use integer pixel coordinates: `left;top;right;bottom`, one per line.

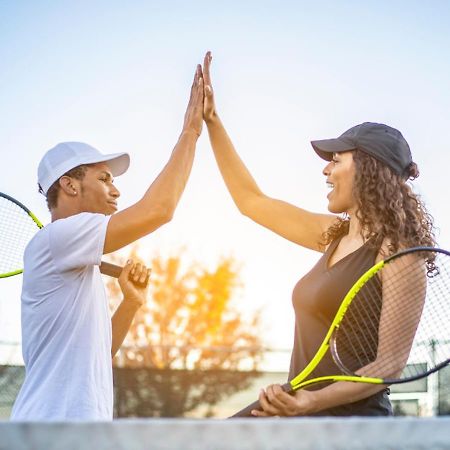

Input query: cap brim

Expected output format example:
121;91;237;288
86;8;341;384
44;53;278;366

103;153;130;177
310;138;357;161
83;152;130;177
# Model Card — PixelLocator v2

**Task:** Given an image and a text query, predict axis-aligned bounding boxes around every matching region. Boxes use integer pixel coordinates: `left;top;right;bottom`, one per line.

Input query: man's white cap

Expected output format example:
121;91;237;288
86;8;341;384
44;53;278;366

38;142;130;195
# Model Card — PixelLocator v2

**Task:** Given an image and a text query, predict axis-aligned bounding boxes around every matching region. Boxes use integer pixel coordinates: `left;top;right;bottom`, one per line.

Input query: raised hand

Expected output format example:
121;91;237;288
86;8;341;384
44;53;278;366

182;64;204;137
203;51;217;123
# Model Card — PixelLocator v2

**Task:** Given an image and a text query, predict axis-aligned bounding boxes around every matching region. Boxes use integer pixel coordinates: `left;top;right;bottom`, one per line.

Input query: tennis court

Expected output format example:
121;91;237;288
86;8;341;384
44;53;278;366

1;417;450;450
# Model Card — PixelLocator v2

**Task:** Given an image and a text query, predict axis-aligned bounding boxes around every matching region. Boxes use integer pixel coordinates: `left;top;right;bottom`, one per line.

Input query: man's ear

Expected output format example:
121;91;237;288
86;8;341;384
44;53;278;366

59;176;79;196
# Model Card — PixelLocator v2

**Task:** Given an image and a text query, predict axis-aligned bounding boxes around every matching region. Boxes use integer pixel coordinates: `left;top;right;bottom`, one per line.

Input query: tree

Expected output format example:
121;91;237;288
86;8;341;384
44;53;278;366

105;248;263;417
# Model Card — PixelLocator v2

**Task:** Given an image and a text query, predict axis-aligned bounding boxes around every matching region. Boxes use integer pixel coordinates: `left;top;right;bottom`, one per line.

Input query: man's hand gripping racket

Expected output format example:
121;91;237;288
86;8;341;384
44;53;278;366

231;246;450;417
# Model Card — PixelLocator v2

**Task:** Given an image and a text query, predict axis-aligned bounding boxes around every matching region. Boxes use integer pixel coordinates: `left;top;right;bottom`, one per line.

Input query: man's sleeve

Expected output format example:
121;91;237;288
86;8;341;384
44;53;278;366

49;212;111;272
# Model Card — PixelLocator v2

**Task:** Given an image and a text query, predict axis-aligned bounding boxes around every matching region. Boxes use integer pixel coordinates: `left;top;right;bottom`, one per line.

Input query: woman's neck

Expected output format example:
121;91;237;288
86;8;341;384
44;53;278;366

346;214;370;243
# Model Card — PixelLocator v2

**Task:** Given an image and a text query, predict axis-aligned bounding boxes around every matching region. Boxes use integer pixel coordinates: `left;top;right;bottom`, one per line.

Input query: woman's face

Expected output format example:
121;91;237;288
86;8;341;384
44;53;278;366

323;151;356;215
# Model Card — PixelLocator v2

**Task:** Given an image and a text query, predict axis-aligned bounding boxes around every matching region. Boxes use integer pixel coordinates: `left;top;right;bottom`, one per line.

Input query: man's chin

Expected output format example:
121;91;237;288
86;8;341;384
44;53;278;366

106;203;118;214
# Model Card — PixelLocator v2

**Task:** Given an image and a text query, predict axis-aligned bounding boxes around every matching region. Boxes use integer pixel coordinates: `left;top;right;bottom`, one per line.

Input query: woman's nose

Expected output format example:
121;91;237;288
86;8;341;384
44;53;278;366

322;161;332;176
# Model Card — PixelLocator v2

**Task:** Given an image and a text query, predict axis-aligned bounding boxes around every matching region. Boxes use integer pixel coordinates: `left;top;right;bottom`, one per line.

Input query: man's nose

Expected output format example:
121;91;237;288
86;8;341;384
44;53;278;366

111;186;120;198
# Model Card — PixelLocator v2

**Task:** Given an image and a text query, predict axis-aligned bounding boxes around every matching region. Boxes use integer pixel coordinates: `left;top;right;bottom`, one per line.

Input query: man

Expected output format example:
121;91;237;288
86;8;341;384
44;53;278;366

11;65;204;421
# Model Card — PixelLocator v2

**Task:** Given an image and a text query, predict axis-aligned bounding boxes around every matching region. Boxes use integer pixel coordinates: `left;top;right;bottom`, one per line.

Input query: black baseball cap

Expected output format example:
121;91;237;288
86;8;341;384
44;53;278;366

311;122;413;176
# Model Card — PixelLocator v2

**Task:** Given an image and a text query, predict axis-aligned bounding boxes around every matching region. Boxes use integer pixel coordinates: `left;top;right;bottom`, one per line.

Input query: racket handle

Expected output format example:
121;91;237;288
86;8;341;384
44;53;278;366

229;399;262;418
228;382;293;418
99;261;151;288
99;261;123;278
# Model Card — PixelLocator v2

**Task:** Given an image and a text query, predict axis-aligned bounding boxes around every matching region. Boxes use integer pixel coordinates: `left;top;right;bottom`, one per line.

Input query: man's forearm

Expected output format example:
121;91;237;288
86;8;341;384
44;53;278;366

104;130;199;254
111;299;140;357
140;129;199;218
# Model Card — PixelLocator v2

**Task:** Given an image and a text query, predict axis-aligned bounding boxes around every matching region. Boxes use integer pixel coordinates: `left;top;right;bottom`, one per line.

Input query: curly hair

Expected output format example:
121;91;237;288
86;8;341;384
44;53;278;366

322;150;436;255
38;165;89;210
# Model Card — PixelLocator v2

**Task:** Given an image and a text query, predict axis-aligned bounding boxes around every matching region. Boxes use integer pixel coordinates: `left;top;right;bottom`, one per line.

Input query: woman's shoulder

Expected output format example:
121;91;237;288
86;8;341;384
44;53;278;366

375;237;408;262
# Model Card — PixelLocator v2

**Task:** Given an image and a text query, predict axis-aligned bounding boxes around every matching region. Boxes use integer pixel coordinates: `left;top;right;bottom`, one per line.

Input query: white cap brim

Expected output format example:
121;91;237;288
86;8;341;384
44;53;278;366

83;152;130;177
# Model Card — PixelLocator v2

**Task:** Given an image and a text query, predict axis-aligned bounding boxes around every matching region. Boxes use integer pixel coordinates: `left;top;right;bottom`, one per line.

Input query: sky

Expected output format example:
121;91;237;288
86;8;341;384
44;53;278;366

1;0;450;368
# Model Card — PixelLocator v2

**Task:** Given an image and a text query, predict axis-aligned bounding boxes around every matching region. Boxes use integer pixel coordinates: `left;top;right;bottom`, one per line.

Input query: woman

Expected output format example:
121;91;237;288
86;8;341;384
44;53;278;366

201;52;436;416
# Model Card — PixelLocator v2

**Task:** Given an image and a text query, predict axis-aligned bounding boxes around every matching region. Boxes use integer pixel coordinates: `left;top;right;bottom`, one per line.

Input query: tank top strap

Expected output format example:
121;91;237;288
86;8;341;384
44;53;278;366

321;235;344;269
324;235;343;256
323;235;380;272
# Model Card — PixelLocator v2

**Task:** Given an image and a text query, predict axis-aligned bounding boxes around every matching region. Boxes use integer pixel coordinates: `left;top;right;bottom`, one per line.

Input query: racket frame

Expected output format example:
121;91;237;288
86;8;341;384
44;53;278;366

0;192;128;281
230;246;450;417
0;192;44;278
290;247;450;391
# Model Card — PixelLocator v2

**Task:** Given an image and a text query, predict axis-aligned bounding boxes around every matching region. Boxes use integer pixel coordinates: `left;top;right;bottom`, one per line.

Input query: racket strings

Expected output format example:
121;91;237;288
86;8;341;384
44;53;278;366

401;255;449;379
334;275;382;373
0;196;41;275
354;277;383;354
334;250;450;382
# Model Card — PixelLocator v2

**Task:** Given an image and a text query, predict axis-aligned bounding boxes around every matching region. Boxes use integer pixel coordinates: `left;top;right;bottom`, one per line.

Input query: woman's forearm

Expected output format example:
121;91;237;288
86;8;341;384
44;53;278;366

206;115;264;214
305;380;388;414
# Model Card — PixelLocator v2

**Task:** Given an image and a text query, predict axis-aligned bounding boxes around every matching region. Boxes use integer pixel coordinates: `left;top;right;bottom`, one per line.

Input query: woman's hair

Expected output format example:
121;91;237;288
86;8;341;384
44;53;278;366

322;150;436;255
38;165;89;210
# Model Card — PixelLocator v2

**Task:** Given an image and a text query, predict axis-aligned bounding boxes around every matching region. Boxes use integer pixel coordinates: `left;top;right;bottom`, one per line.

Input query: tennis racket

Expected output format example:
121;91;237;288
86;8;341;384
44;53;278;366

0;192;136;281
231;246;450;417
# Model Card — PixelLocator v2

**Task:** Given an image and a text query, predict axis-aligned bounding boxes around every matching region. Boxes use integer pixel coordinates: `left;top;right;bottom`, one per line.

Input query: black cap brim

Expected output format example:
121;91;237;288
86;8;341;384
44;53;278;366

310;138;357;161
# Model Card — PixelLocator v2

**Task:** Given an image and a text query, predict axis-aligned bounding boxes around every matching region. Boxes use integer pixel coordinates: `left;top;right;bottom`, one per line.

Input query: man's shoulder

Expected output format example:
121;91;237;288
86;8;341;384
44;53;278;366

50;212;108;232
24;213;107;255
54;212;107;225
24;225;49;255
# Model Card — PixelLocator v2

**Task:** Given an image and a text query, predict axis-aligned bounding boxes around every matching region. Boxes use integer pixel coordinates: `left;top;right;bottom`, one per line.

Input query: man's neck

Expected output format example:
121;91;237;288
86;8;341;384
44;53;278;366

51;205;81;222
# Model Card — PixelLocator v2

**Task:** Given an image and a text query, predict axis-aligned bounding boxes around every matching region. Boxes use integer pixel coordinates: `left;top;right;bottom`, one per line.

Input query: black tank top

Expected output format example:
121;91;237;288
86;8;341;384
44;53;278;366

289;235;392;416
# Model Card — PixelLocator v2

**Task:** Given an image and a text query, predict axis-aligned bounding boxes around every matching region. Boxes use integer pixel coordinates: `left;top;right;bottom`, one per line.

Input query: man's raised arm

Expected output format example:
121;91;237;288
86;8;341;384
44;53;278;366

104;65;204;254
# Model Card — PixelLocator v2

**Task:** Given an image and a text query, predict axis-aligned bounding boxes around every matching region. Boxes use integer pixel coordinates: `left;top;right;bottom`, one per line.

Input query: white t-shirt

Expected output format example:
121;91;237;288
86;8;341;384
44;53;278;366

11;212;113;421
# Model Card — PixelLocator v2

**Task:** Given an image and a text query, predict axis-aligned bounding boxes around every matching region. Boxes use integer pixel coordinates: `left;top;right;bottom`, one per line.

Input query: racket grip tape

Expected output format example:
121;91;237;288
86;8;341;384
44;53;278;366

229;399;261;418
229;382;293;418
99;261;151;288
99;261;123;278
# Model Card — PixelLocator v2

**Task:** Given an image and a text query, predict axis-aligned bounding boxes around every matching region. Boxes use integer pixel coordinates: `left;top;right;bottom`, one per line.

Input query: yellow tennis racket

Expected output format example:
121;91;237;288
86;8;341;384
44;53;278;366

231;246;450;417
0;192;124;279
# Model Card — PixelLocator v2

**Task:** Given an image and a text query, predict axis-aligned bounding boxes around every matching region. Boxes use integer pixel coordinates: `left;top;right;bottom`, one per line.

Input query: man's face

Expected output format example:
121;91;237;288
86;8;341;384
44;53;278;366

76;162;120;215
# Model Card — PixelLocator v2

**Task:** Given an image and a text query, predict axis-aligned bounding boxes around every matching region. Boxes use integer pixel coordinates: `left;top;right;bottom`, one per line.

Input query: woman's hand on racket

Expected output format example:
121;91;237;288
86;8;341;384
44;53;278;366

118;259;151;308
182;64;204;137
202;51;217;124
251;384;316;417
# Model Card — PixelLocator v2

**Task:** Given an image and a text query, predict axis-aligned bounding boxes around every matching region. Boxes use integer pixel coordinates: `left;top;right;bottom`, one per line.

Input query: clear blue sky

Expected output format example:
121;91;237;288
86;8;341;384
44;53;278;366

1;0;450;366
